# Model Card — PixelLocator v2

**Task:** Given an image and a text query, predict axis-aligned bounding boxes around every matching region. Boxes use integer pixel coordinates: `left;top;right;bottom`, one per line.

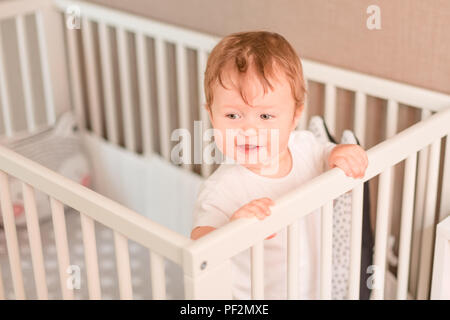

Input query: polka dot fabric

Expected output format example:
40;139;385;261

308;117;372;300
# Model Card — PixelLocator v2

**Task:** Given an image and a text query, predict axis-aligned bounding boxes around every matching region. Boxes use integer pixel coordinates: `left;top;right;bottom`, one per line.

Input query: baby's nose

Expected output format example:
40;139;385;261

240;128;258;137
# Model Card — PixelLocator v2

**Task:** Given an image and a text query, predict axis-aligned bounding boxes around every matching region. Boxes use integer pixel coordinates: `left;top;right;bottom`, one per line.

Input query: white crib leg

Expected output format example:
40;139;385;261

430;217;450;299
184;259;232;300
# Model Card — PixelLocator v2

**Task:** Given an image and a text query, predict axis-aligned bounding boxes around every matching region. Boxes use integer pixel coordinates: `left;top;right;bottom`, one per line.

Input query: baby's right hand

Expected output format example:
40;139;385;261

230;198;277;240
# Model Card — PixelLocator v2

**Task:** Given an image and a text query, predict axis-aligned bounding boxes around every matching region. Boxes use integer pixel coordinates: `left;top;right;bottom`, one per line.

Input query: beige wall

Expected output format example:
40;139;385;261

87;0;450;95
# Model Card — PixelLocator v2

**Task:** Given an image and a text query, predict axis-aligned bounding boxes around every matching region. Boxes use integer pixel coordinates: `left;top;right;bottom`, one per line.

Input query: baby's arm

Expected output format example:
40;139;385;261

190;198;276;240
328;144;368;178
190;226;216;240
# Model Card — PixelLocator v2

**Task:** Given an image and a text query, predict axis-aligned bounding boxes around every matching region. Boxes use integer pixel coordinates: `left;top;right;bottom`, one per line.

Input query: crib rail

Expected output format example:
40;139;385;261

184;106;450;299
0;143;192;299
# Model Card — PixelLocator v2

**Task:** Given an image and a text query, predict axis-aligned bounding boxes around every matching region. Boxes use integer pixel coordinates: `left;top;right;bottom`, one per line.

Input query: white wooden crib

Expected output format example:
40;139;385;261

0;0;449;300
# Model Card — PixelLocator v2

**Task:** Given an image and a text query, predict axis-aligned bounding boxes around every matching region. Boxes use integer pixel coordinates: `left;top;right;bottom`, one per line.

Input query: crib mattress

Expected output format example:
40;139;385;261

0;208;185;300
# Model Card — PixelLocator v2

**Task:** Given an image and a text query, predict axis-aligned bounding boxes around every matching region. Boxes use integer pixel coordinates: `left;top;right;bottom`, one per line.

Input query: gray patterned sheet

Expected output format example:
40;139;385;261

0;208;185;300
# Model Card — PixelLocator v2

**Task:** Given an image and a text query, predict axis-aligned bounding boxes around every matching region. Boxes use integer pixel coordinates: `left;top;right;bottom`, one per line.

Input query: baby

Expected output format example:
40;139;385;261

190;31;368;299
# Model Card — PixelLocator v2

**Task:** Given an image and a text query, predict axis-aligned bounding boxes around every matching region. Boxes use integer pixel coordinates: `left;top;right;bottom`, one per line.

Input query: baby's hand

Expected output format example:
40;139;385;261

328;144;368;178
230;198;277;240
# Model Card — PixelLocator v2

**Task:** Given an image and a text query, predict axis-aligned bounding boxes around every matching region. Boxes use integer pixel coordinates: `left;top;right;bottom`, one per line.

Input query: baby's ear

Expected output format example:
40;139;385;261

293;104;304;128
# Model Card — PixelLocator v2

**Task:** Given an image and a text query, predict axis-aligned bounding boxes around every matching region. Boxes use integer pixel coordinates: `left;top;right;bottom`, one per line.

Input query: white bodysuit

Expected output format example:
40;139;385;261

192;130;335;299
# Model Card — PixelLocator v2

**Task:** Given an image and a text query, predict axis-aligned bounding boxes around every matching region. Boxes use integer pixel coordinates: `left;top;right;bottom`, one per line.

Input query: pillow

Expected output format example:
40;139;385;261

0;111;91;227
308;116;373;300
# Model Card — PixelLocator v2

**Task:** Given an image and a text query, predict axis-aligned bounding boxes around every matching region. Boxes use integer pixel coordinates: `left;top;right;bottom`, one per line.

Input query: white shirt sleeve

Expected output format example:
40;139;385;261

192;183;230;230
292;130;336;171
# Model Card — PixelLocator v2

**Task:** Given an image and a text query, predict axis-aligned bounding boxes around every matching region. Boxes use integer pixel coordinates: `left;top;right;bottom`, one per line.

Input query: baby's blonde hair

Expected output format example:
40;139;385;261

204;31;307;110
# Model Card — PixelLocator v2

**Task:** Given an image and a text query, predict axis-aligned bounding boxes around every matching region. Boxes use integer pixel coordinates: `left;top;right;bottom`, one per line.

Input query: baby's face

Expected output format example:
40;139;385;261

208;64;302;170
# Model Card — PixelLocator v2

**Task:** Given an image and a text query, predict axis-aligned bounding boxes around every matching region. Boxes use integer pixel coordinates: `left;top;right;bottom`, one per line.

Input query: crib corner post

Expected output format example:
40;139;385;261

430;216;450;300
182;249;232;300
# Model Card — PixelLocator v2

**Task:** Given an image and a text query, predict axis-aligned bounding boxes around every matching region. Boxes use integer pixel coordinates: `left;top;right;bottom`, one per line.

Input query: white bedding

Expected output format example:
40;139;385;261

0;208;185;299
0;132;204;299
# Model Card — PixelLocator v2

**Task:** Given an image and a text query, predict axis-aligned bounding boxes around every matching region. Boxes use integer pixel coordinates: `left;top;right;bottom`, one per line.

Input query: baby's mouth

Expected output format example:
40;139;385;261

236;144;264;152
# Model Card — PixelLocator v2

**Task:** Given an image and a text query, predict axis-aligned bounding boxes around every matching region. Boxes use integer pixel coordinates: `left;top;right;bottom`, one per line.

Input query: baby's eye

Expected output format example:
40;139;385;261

226;113;240;120
260;114;273;120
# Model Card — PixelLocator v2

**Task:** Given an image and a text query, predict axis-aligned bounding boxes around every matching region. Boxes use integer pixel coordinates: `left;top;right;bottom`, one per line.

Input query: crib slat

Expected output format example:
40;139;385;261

16;15;36;132
385;99;399;279
35;11;56;126
98;22;119;145
0;264;4;300
324;84;336;137
417;139;441;300
0;25;13;137
22;182;48;299
135;33;153;156
287;222;299;299
117;27;136;152
0;171;26;299
409;109;432;297
50;197;74;300
386;100;399;138
353;91;367;147
81;17;103;136
154;37;171;161
113;231;133;299
372;168;393;299
320;201;333;299
176;43;191;169
65;19;86;130
149;250;166;299
251;241;264;299
438;136;450;223
348;183;364;299
396;153;418;299
197;50;213;177
80;212;101;299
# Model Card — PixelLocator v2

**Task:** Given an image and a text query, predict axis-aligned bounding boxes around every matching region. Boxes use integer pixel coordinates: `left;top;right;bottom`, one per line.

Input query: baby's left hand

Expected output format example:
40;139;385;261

328;144;368;178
